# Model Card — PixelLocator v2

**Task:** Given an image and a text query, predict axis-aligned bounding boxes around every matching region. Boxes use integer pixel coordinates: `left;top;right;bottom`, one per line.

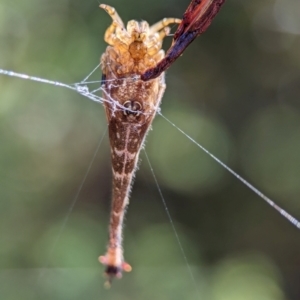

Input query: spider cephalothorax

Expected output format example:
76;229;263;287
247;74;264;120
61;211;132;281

100;4;180;75
98;4;180;284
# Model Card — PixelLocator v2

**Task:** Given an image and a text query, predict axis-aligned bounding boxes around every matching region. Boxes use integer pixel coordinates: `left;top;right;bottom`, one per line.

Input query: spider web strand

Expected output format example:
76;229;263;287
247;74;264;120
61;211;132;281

144;150;201;296
39;130;107;279
0;68;151;115
159;112;300;230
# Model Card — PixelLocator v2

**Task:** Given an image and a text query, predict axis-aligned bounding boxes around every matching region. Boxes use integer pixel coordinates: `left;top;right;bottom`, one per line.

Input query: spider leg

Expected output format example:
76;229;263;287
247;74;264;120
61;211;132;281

152;49;165;62
147;27;171;56
100;4;131;50
102;25;128;52
140;49;165;70
100;4;124;27
149;18;181;34
102;21;119;46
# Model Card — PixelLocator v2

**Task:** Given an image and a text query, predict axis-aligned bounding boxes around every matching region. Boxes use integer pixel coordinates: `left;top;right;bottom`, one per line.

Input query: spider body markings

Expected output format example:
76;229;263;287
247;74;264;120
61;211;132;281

98;4;180;283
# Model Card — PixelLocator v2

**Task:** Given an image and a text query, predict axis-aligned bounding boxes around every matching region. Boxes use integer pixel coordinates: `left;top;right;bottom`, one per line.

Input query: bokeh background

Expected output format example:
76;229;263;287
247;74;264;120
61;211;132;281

1;0;300;299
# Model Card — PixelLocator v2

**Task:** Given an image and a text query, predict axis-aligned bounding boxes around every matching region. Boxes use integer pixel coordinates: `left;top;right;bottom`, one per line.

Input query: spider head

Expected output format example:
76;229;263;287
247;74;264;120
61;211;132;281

126;20;149;42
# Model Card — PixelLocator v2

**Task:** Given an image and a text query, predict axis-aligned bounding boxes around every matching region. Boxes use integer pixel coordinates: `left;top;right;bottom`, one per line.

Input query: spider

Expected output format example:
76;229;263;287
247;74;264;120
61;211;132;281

98;3;180;285
98;0;227;285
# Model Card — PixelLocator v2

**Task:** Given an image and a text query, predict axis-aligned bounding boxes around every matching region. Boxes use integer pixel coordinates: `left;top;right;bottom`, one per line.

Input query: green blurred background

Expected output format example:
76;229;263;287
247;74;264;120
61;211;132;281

1;0;300;299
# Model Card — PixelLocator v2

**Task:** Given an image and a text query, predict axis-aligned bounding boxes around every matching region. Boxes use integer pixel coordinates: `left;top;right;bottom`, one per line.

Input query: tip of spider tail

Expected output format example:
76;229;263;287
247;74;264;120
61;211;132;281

99;255;132;287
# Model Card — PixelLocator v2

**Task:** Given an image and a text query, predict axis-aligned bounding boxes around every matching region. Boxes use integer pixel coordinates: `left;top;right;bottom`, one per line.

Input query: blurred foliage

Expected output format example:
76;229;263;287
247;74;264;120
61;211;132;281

1;0;300;299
